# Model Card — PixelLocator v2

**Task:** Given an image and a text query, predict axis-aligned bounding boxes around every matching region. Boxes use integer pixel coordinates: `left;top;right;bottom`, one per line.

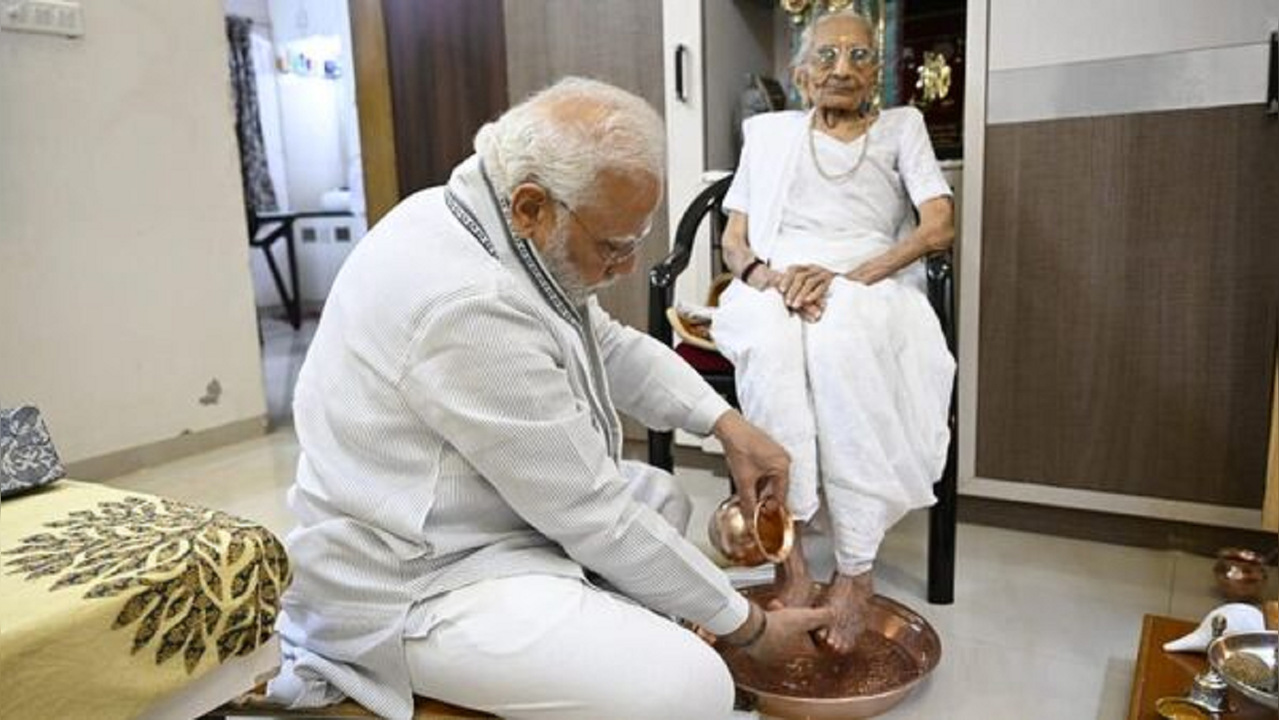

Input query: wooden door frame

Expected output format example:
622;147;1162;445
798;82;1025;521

349;0;400;226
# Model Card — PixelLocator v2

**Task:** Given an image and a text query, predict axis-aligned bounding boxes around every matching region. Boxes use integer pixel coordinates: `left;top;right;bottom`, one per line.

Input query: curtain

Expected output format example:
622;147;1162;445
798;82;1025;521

226;15;278;214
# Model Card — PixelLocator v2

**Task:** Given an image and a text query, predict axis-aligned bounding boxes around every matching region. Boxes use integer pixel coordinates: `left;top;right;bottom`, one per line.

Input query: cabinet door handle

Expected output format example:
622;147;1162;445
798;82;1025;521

675;44;689;102
1267;29;1277;116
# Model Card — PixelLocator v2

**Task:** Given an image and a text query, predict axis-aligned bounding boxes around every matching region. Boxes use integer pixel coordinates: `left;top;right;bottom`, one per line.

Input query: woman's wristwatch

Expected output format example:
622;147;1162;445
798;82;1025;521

739;257;767;286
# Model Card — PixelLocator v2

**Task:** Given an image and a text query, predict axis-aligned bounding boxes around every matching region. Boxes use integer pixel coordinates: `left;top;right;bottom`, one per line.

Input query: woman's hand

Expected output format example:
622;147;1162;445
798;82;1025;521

846;254;895;285
744;264;782;292
778;264;837;310
847;196;954;285
773;264;834;322
743;265;824;321
793;298;825;323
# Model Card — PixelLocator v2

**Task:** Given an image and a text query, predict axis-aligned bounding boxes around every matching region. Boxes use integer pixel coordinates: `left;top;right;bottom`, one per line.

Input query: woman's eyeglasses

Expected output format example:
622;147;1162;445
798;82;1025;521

811;45;876;71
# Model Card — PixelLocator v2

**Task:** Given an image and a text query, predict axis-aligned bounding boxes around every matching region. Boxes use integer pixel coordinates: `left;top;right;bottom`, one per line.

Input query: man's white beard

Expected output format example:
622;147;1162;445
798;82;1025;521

540;221;617;306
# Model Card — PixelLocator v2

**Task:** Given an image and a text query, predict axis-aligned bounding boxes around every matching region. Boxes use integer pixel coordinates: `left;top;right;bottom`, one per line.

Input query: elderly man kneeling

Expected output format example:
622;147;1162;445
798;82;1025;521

265;77;830;720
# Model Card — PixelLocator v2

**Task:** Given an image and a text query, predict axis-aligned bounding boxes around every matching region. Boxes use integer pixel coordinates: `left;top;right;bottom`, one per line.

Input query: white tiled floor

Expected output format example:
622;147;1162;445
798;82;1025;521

258;314;318;428
105;431;1276;720
101;318;1276;719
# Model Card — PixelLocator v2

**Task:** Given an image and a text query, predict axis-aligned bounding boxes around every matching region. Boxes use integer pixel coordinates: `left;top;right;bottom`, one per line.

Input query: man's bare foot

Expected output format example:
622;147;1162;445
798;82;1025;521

814;570;872;654
771;522;816;607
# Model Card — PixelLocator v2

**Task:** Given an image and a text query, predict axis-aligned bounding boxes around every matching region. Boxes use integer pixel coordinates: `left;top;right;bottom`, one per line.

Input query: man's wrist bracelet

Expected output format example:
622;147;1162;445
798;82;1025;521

720;607;768;649
740;258;767;285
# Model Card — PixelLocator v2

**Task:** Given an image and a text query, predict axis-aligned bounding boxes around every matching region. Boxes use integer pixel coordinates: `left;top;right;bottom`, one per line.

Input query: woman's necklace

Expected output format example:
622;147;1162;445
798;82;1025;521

808;112;874;183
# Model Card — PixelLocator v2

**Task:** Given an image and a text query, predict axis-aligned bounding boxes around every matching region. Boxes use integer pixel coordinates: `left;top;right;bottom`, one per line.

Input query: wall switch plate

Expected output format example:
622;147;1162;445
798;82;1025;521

1;1;84;38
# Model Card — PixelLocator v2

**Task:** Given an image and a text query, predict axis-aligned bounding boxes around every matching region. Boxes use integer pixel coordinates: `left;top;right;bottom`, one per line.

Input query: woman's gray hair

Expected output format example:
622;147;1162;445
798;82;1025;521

791;9;877;70
475;76;665;209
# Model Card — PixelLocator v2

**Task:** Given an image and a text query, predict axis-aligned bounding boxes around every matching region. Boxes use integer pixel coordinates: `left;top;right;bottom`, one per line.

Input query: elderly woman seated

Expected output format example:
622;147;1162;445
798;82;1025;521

711;10;955;654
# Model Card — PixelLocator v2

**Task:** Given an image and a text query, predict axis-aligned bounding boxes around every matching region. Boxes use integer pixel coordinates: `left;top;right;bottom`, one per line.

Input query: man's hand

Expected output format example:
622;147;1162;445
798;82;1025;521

713;410;790;519
748;605;833;663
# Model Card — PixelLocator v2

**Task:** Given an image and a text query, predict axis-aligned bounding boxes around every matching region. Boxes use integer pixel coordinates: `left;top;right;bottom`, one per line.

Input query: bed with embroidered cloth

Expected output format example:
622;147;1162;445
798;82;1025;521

1;480;291;720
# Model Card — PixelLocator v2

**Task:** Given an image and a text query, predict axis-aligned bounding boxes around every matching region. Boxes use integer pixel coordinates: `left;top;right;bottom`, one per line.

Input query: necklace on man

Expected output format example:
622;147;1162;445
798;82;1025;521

808;112;872;183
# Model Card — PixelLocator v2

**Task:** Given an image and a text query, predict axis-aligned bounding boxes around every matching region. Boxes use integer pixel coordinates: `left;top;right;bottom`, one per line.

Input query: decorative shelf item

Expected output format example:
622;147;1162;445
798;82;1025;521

777;0;963;158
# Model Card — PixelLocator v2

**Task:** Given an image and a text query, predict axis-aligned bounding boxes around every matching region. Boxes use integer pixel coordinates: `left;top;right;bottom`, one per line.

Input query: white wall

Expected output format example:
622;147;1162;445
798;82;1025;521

275;70;345;209
662;0;708;312
0;0;267;464
266;0;359;211
253;0;366;305
990;0;1277;71
702;0;775;171
985;0;1277;124
225;0;270;25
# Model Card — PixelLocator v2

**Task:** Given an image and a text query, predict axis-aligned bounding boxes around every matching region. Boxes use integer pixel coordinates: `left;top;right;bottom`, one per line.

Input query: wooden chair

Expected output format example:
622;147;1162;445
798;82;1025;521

647;174;959;605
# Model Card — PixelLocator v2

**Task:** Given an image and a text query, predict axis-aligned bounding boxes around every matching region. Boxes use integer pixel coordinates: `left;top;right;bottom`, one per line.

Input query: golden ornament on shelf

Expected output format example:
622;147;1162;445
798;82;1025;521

780;0;812;25
914;50;952;106
780;0;855;19
781;1;885;36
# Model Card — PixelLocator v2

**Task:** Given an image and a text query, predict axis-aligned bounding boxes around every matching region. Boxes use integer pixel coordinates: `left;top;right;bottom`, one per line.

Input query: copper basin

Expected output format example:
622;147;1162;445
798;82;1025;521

720;584;941;719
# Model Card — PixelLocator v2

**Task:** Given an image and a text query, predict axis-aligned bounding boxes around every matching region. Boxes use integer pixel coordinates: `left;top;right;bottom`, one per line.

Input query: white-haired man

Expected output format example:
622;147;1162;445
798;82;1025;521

266;77;831;720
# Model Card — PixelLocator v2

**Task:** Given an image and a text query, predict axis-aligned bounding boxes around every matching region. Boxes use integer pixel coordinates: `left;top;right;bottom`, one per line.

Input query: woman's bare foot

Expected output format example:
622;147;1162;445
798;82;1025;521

771;522;816;608
814;570;872;654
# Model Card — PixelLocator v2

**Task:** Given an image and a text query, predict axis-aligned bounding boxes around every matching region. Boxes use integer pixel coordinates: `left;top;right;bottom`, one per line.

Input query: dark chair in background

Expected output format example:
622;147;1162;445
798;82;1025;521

647;174;958;605
247;209;355;331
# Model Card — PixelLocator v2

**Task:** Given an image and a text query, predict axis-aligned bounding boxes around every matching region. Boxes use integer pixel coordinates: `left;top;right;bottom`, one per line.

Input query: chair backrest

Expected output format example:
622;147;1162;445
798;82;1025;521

648;175;736;346
648;172;955;355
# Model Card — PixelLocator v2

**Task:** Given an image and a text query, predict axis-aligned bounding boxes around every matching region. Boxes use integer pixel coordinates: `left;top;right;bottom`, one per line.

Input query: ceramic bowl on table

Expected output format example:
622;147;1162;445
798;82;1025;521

1207;630;1277;710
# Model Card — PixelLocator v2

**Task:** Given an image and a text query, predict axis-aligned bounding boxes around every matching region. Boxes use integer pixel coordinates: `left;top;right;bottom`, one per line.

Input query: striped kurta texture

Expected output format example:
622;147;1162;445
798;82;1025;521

266;157;746;719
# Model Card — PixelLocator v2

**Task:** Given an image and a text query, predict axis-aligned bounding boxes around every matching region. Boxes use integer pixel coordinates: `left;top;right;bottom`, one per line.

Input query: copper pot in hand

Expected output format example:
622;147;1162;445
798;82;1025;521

709;495;794;566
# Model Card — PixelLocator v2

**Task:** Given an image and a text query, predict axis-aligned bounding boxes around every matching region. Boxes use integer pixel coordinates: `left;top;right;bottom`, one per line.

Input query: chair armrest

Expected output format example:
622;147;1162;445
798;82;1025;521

650;245;691;290
650;175;736;290
925;250;956;353
649;174;736;345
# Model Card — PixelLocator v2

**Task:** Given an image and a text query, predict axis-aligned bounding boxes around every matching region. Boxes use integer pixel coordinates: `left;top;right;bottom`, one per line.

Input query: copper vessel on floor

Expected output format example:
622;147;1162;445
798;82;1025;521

719;584;942;719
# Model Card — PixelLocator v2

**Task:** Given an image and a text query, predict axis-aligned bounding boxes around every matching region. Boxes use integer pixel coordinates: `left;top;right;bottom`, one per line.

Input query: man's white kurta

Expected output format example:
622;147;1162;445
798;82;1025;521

267;157;745;719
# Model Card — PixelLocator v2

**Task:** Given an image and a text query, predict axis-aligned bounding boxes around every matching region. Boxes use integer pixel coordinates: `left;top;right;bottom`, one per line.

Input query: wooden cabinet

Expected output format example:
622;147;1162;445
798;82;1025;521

503;0;668;336
1266;357;1278;531
962;0;1279;530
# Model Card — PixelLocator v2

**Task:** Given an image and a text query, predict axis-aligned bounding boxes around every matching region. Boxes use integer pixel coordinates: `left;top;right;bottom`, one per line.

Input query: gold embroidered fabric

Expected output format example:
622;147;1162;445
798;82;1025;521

0;481;290;720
